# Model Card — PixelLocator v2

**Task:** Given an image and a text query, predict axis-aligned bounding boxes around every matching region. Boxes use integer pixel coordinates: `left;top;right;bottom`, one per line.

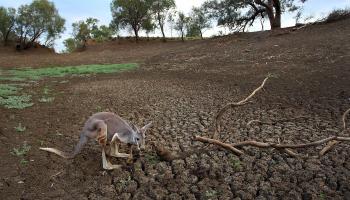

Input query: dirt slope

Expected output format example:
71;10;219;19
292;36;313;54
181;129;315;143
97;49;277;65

0;19;350;200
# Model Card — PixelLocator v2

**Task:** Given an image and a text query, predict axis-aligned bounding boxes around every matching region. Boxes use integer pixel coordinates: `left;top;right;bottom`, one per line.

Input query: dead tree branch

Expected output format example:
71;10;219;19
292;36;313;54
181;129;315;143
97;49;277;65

195;76;350;159
213;75;270;140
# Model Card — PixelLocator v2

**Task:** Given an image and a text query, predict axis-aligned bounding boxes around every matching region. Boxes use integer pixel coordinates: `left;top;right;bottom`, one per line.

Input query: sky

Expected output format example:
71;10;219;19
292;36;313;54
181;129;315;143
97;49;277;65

0;0;349;52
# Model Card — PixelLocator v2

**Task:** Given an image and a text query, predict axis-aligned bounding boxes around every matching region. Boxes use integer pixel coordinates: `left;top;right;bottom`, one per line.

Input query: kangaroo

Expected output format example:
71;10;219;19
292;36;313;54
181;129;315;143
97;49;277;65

40;112;152;170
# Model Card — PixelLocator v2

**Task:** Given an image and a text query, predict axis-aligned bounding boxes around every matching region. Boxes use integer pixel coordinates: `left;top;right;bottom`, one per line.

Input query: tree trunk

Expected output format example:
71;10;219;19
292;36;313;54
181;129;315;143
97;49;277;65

200;30;203;39
133;26;139;42
158;13;166;42
268;0;281;29
160;25;166;42
255;0;281;30
181;31;184;42
4;29;11;46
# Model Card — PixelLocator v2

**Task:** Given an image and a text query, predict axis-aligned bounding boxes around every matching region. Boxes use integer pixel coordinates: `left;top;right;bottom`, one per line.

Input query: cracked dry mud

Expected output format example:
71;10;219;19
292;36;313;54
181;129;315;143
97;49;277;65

0;19;350;199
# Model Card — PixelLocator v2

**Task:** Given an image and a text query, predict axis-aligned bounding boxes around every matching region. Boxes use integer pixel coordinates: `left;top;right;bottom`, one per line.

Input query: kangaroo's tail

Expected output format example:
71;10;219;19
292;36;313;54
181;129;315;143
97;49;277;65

39;147;74;159
40;134;89;159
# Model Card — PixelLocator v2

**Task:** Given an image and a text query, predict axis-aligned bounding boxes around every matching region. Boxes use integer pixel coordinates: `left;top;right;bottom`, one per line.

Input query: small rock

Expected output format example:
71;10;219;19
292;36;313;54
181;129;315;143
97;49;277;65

344;191;350;200
302;192;312;200
120;193;132;200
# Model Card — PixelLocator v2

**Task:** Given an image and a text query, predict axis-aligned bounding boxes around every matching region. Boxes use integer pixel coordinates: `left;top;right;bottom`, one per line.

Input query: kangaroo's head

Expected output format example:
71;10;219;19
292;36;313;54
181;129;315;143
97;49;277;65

131;122;152;150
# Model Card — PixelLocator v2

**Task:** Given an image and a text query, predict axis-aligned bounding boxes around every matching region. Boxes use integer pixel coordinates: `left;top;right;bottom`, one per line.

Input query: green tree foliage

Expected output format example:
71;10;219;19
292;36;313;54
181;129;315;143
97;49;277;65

92;25;114;42
111;0;154;41
65;18;115;52
151;0;175;42
186;23;201;38
62;38;77;53
187;7;211;39
174;12;189;42
142;19;156;40
15;0;65;49
0;7;16;45
204;0;306;31
72;18;98;48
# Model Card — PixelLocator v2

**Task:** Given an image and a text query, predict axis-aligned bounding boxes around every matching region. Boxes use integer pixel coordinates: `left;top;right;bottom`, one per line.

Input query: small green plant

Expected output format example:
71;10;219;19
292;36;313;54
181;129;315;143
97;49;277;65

38;87;55;103
319;192;325;200
39;140;45;146
43;87;50;95
14;123;26;132
118;175;132;188
38;97;55;103
144;153;160;165
20;158;29;165
205;189;218;199
95;105;103;112
230;157;242;171
11;142;31;157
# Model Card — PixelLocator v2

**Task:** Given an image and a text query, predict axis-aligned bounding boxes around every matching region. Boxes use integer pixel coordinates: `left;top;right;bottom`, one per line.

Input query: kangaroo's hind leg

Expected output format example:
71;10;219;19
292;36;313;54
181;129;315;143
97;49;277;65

95;120;121;170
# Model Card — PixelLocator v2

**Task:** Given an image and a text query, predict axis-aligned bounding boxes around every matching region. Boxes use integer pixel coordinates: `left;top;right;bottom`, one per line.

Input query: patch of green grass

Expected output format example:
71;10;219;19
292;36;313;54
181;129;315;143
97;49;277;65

0;84;33;109
0;77;26;81
0;84;20;96
0;63;137;109
14;123;26;132
11;142;31;157
7;63;138;80
0;94;33;109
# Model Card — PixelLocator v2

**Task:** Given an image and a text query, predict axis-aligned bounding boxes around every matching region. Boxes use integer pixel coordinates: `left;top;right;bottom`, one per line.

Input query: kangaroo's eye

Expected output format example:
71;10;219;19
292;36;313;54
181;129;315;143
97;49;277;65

136;138;140;141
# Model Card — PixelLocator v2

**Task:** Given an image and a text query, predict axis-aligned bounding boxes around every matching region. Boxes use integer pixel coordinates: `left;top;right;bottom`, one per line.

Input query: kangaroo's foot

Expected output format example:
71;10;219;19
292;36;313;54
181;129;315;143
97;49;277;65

102;148;121;170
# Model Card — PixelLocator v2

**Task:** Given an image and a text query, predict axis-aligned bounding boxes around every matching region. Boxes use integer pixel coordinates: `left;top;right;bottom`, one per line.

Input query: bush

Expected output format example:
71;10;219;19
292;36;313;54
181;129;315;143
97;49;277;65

323;8;350;23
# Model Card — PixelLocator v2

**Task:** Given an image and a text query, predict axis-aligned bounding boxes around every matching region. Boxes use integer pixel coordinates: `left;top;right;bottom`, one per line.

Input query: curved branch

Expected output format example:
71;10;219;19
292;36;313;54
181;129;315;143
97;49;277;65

213;75;270;139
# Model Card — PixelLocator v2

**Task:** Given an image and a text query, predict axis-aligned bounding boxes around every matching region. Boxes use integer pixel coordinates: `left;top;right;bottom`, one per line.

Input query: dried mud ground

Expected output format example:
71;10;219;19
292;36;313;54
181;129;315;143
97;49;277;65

1;19;350;200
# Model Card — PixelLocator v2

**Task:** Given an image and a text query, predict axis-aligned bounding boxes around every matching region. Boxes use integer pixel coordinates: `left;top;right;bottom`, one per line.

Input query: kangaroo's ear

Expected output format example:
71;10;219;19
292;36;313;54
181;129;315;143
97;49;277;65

141;122;152;133
131;123;140;132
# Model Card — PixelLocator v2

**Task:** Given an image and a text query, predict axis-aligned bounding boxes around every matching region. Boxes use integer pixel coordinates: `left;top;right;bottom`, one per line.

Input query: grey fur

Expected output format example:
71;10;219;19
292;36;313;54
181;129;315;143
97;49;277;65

40;112;152;159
